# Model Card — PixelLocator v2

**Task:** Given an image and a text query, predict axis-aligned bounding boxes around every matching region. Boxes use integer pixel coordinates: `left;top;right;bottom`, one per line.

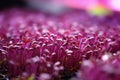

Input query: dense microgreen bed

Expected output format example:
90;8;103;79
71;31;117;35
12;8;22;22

0;8;120;80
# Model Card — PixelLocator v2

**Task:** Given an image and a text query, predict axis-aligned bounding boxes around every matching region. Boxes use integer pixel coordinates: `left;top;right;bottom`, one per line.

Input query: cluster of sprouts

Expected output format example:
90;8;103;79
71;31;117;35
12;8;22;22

0;8;120;80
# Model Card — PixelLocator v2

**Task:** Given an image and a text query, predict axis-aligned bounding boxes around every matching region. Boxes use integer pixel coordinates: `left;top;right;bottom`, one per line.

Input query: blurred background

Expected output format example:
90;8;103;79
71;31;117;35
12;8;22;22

0;0;25;10
0;0;120;16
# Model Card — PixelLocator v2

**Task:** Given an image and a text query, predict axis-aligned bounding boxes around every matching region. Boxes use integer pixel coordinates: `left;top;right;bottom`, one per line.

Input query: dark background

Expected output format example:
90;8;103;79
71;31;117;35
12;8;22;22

0;0;26;10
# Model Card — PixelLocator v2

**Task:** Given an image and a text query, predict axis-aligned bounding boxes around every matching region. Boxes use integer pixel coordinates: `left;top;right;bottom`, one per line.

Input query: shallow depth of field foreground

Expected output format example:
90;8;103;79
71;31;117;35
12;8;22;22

0;8;120;80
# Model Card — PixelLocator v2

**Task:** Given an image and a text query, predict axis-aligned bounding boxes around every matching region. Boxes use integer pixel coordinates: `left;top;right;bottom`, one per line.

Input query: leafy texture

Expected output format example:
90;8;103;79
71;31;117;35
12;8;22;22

0;8;120;80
